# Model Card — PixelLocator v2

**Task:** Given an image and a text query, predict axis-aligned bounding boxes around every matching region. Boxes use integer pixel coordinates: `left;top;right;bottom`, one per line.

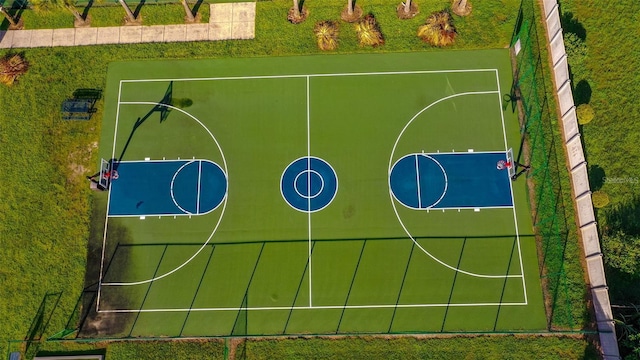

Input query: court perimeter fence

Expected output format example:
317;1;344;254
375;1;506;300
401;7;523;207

511;0;619;358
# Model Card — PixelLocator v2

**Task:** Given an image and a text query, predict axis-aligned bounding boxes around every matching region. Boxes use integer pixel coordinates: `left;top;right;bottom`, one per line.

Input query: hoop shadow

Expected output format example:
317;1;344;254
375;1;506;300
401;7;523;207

115;81;173;168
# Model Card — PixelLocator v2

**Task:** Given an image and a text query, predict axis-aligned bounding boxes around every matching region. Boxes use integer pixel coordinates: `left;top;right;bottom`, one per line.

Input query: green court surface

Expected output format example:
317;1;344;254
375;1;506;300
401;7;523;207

95;50;546;337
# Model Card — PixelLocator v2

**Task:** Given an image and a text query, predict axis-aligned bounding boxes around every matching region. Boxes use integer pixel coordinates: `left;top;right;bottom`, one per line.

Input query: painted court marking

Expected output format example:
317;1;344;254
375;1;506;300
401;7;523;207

98;69;528;313
388;89;525;284
97;103;229;309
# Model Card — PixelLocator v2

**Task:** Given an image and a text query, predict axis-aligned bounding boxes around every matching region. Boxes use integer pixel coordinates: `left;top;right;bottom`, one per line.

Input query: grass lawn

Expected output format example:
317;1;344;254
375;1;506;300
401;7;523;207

0;0;594;357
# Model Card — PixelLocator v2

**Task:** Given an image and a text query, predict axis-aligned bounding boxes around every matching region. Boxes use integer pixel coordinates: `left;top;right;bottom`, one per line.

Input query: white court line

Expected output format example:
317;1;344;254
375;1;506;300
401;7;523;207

97;301;528;313
423;206;514;211
415;154;422;209
306;75;313;308
99;100;228;289
106;159;226;218
422;150;506;155
196;160;202;214
96;80;124;312
170;160;196;215
495;69;528;304
388;90;523;280
118;68;499;85
102;75;525;311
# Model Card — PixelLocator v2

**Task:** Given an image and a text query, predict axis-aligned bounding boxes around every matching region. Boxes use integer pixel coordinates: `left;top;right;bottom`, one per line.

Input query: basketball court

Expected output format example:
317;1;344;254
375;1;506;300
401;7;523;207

93;50;546;337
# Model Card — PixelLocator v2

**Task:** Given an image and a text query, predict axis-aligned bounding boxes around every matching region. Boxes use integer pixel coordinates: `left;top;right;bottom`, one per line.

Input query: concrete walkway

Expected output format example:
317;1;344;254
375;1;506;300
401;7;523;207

0;2;255;49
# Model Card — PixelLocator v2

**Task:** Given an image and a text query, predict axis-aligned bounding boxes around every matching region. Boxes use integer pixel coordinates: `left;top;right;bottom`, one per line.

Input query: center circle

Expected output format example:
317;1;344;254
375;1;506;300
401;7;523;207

294;169;325;199
281;156;338;213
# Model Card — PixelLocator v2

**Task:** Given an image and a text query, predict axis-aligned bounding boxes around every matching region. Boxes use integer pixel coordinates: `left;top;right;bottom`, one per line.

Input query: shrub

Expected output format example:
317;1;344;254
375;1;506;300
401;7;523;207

564;32;587;75
314;20;339;51
417;10;457;47
576;103;594;124
355;14;385;47
592;190;610;208
0;53;29;86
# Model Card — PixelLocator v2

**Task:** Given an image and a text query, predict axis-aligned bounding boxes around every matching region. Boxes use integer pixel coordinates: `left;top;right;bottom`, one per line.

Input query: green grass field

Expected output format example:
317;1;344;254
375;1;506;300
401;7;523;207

88;50;546;338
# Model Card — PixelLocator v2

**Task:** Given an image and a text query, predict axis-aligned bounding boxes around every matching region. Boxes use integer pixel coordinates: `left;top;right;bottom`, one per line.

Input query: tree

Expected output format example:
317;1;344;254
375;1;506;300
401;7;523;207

602;231;640;278
340;0;361;22
31;0;87;26
287;0;308;24
0;4;21;29
397;0;418;20
180;0;195;23
614;305;640;359
118;0;137;24
451;0;471;16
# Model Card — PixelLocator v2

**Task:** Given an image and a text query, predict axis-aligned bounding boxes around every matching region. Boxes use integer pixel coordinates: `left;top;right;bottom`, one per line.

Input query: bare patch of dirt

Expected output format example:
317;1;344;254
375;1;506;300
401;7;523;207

341;5;363;23
288;6;309;24
452;0;472;16
67;141;98;184
397;2;419;19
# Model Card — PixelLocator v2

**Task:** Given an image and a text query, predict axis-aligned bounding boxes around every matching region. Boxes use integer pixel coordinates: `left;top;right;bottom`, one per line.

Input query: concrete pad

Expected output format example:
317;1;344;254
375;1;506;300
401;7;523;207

185;23;209;41
209;22;231;41
52;28;75;47
119;26;142;44
141;26;164;42
232;2;256;22
96;27;120;45
164;25;186;42
210;3;233;23
232;21;254;40
11;30;32;48
30;29;53;47
0;31;15;49
74;28;98;46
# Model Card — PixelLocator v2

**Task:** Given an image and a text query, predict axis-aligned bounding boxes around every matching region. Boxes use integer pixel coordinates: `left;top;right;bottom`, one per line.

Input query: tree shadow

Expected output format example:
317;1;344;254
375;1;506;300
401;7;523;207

588;164;605;191
603;195;640;236
133;0;145;19
573;79;591;105
81;0;94;21
0;0;26;30
192;0;204;16
559;11;586;40
24;292;63;358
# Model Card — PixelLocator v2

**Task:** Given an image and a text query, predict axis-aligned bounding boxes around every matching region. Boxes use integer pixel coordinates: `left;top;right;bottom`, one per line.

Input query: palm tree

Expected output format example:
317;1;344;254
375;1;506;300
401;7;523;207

180;0;195;23
31;0;86;25
118;0;137;24
397;0;418;19
0;4;21;29
287;0;307;24
341;0;361;22
403;0;410;13
452;0;471;16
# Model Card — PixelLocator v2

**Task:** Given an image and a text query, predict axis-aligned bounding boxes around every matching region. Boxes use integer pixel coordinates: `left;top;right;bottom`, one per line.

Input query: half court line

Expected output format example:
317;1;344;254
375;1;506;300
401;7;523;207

196;160;202;214
306;75;313;308
415;154;422;209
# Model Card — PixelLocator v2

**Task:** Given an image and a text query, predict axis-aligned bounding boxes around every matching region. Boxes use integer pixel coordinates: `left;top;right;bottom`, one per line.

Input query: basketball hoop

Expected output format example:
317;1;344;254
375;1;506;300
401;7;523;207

496;160;512;170
111;170;119;180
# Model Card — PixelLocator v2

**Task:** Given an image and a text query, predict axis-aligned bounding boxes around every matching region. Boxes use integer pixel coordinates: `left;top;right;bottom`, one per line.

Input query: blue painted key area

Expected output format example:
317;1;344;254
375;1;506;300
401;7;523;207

390;152;513;209
108;160;227;216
